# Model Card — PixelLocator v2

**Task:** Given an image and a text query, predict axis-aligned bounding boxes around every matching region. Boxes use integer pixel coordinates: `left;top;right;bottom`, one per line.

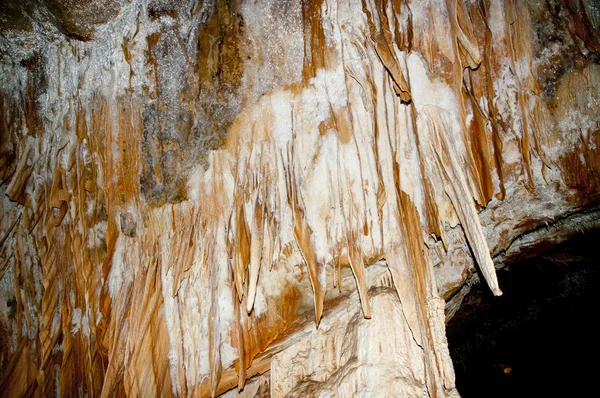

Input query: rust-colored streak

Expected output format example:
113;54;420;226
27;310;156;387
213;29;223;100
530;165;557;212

301;0;328;83
293;209;325;325
363;0;412;102
348;242;372;318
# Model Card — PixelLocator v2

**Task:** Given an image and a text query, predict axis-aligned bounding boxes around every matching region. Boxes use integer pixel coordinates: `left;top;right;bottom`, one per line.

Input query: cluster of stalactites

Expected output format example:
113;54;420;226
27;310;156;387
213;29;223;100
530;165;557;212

2;0;599;397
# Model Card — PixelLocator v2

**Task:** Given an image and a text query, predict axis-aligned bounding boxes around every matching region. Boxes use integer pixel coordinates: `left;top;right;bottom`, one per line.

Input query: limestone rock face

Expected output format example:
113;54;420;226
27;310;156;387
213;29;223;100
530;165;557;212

269;264;455;398
0;0;599;397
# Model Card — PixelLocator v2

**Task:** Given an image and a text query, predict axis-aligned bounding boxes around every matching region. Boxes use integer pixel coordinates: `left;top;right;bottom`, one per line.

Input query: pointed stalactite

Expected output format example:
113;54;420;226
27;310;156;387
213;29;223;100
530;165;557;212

425;110;502;296
293;209;325;325
285;137;325;325
382;155;426;348
347;241;372;318
246;203;263;313
233;201;251;302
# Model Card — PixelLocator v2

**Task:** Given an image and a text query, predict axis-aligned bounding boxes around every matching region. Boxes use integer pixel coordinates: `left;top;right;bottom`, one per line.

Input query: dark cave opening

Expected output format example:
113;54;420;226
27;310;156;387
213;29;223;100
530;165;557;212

447;228;600;397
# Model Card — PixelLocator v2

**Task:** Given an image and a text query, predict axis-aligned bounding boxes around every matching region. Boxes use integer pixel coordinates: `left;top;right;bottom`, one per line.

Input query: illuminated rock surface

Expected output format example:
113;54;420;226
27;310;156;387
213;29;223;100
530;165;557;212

0;0;599;396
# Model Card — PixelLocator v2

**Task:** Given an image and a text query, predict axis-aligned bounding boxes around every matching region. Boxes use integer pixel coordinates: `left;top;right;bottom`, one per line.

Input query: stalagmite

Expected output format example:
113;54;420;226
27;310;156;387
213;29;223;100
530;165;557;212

0;0;599;397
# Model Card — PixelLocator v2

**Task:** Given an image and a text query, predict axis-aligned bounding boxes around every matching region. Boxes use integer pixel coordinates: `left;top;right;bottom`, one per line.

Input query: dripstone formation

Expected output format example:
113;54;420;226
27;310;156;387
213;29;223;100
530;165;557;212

0;0;599;396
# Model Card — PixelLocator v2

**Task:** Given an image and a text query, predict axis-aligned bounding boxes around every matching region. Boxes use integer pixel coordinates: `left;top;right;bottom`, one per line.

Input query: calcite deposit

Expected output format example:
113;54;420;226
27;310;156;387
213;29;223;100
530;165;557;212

0;0;599;396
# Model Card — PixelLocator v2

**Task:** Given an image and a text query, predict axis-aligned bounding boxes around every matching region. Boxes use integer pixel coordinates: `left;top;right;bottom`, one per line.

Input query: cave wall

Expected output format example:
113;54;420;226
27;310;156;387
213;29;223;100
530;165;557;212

0;0;599;396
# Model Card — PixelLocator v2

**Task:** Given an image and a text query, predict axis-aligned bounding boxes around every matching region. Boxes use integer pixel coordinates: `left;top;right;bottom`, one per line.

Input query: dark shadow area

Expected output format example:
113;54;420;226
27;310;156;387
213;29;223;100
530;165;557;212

447;228;600;398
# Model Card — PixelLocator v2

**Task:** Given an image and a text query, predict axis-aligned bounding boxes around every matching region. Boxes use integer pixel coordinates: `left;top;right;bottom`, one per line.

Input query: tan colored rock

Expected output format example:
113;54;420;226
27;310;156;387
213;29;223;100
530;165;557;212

270;263;457;398
0;0;598;396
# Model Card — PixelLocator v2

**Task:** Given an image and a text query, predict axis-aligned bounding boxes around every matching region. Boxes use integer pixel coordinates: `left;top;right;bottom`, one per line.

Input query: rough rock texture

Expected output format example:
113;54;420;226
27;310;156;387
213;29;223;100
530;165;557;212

269;263;455;398
0;0;599;397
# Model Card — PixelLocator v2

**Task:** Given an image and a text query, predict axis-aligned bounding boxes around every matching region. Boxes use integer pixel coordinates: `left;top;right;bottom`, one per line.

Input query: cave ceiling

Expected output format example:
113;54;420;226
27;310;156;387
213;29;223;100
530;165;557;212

0;0;599;396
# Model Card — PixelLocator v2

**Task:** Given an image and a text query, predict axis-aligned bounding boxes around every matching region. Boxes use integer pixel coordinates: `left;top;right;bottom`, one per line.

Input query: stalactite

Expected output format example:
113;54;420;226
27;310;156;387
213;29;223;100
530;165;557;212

0;0;599;396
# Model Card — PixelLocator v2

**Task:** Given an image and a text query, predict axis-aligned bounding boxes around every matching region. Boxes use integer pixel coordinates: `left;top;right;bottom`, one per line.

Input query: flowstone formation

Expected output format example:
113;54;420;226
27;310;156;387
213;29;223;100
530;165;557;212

0;0;599;396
